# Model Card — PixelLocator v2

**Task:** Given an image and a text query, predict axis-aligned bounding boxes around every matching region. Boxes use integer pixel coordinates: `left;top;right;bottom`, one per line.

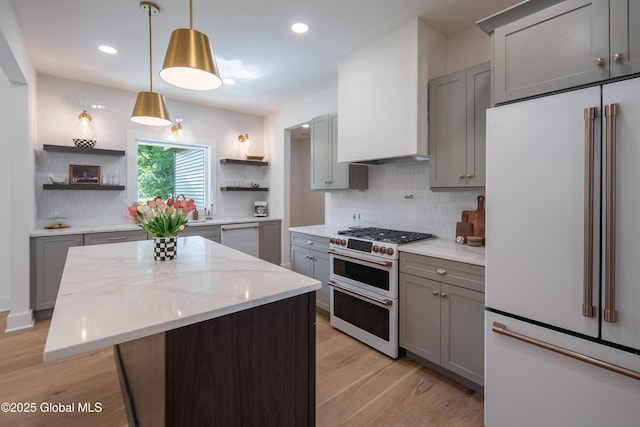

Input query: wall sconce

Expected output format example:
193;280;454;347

238;133;250;145
78;110;92;126
171;122;184;137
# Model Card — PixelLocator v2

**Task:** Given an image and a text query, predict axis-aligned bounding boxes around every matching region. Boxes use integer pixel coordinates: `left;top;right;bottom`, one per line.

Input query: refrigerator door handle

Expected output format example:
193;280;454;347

582;107;597;318
492;322;640;381
604;103;619;323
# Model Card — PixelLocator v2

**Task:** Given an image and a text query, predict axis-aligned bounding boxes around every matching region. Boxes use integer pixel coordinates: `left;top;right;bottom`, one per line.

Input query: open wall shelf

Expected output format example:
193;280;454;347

43;184;125;191
220;187;268;192
220;159;268;166
43;144;125;157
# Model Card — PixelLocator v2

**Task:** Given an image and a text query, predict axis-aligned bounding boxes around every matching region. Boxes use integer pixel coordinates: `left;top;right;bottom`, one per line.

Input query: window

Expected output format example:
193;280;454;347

135;139;210;209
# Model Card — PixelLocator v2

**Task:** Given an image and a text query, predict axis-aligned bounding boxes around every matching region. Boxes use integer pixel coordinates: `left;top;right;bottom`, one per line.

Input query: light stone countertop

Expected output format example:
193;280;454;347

31;217;282;237
399;238;485;266
43;235;320;362
288;224;347;238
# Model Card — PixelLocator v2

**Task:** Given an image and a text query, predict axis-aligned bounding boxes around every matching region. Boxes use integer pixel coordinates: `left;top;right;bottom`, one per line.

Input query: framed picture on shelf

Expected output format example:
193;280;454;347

69;164;100;185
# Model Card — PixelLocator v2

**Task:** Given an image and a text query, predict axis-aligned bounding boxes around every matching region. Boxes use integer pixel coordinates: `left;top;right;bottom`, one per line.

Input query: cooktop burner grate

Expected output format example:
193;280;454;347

337;227;436;244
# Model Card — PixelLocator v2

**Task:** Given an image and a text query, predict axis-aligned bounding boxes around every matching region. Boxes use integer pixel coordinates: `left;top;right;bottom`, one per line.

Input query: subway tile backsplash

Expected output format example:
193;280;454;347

325;162;484;240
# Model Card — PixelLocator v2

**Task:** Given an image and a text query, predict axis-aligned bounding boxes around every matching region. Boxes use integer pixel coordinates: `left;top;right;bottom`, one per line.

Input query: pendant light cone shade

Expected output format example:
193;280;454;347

131;1;172;126
131;91;172;126
161;28;222;90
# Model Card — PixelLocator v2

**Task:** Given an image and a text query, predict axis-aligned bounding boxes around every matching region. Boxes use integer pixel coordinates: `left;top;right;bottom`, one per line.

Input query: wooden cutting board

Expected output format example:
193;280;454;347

462;195;485;243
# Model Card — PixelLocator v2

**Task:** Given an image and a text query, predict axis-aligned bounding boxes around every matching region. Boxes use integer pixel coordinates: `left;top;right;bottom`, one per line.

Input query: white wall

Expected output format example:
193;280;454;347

446;26;492;73
0;68;11;311
0;0;37;330
36;74;265;227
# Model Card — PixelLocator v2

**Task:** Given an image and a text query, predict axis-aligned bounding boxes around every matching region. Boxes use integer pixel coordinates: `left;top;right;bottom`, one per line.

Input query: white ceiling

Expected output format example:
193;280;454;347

10;0;519;116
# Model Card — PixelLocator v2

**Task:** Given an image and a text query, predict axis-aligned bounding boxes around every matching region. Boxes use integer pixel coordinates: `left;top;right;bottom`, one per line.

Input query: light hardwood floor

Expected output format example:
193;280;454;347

0;311;483;426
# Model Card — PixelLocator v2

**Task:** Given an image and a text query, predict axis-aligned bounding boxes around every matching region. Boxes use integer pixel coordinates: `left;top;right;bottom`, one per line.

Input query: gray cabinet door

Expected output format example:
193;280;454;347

259;220;281;265
31;234;83;310
493;0;609;104
291;232;331;311
466;62;490;187
311;248;331;312
610;0;640;77
440;283;485;385
429;69;467;188
291;244;313;277
311;114;331;190
311;113;367;191
399;273;441;364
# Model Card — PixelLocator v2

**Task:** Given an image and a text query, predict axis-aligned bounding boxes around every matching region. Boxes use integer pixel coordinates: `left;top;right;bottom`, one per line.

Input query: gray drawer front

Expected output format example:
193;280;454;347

291;232;330;252
400;252;484;292
84;230;148;245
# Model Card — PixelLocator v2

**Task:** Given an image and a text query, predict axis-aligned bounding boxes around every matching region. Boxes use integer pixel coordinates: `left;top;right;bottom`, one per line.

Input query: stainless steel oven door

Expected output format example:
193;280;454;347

328;249;397;298
329;280;398;359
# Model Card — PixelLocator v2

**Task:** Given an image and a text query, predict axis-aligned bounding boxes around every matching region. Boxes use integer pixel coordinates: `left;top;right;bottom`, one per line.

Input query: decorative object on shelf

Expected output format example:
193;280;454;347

69;164;100;185
254;201;267;217
161;0;222;90
131;1;172;127
72;138;97;148
125;195;196;261
245;155;264;161
48;176;67;185
237;133;250;144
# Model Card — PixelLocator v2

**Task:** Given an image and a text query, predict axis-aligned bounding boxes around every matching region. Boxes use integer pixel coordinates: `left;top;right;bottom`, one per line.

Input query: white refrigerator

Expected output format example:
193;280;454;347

485;77;640;426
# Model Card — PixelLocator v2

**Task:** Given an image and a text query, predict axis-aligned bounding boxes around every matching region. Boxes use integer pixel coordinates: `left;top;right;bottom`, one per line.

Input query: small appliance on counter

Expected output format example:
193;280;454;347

254;201;267;217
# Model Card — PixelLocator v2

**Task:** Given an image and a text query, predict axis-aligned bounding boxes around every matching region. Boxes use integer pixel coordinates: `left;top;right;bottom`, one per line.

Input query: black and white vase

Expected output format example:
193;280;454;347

154;236;177;261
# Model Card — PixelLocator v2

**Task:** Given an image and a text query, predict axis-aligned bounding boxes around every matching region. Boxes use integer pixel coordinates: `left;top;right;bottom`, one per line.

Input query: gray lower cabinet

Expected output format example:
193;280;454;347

31;234;83;311
311;113;368;191
259;220;281;265
490;0;639;104
180;224;221;242
83;229;148;245
429;62;490;189
291;232;330;312
399;253;485;386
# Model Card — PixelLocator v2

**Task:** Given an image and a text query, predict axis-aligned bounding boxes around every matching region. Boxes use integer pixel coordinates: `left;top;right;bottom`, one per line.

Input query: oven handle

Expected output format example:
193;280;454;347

327;249;393;267
328;280;393;306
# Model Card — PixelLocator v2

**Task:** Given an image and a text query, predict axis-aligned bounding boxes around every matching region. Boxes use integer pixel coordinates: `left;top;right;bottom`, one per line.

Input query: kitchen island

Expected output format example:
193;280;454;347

44;236;320;427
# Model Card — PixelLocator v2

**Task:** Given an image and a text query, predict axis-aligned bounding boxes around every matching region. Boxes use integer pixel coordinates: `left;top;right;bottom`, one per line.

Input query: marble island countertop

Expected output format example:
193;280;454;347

31;216;281;237
43;235;320;362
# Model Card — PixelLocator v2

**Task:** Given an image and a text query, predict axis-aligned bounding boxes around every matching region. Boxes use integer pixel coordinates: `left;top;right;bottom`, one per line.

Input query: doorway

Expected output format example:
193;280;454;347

289;124;324;227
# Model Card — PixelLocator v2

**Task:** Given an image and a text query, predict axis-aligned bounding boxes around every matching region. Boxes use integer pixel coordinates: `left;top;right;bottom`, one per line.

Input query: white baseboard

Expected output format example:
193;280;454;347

5;309;34;332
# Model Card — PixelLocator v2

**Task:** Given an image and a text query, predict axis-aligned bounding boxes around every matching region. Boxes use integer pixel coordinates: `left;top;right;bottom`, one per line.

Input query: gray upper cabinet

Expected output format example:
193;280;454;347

311;113;368;191
491;0;621;104
429;62;490;189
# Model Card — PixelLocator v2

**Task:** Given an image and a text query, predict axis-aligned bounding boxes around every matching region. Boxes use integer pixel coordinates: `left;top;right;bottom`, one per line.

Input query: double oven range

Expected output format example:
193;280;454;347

328;227;435;358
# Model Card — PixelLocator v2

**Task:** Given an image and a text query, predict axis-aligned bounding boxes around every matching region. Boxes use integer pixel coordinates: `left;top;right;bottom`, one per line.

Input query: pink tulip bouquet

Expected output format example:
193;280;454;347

125;196;196;238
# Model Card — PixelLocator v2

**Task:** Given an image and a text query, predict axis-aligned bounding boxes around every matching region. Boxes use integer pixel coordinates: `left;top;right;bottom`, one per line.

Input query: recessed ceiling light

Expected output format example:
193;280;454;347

302;123;310;128
98;45;118;54
291;22;309;34
223;78;235;85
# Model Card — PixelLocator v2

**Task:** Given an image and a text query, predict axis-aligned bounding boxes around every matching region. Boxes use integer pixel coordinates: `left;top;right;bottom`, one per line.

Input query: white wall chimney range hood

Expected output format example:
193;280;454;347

337;18;446;164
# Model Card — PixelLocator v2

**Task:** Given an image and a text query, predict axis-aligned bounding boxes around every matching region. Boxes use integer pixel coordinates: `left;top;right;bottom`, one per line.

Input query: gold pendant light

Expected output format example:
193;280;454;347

131;1;172;126
160;0;222;91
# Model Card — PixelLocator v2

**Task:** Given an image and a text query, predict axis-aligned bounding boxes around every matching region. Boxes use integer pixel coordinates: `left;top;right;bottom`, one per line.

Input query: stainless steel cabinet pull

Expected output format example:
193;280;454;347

440;292;448;298
458;174;465;179
466;174;473;179
327;249;392;267
221;225;259;231
328;280;392;306
604;103;618;323
582;107;597;318
436;268;447;275
107;236;127;242
596;57;606;67
432;290;439;296
492;322;640;381
307;240;314;245
613;53;625;63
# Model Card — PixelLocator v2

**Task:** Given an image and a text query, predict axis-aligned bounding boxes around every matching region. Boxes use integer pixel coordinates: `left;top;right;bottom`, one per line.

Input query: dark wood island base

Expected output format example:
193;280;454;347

114;293;316;427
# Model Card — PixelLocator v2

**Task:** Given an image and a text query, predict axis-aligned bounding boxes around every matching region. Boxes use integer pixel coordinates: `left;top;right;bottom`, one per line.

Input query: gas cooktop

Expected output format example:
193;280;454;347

337;227;436;244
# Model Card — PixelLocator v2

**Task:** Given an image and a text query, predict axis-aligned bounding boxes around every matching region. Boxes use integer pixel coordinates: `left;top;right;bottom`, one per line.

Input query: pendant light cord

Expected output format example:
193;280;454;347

190;0;193;29
148;6;153;92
